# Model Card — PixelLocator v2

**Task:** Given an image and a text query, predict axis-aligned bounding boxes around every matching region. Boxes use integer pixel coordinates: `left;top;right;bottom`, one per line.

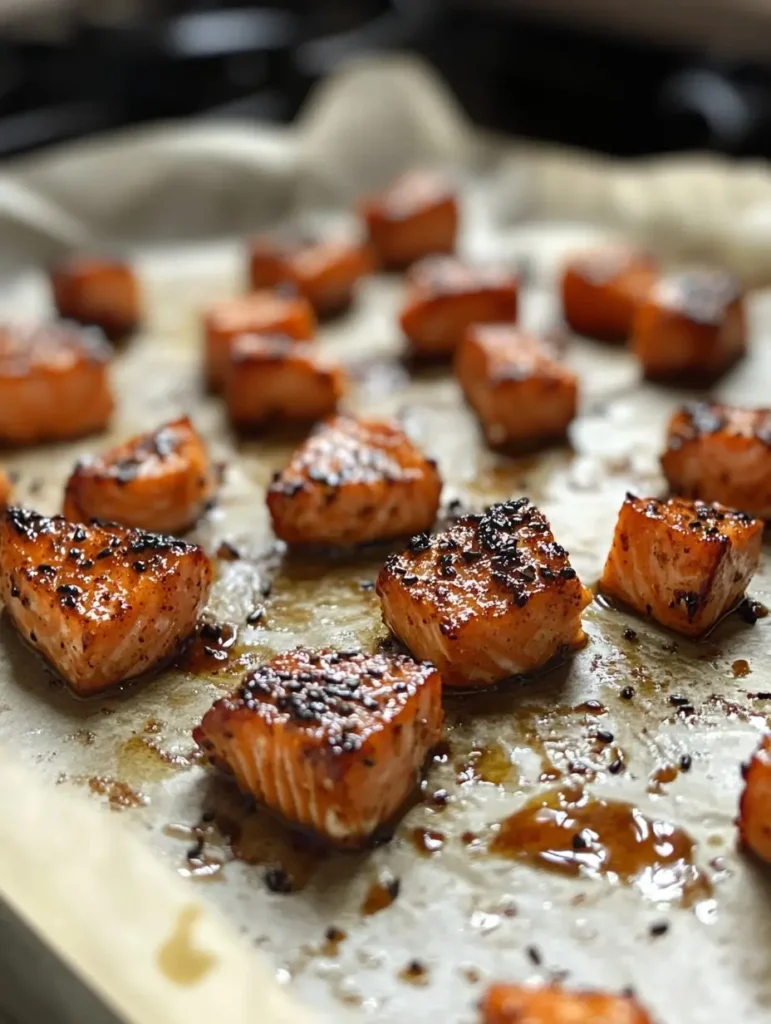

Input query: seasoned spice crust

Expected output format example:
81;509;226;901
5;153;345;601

624;492;754;537
6;506;195;555
220;649;436;755
666;401;771;449
383;497;576;610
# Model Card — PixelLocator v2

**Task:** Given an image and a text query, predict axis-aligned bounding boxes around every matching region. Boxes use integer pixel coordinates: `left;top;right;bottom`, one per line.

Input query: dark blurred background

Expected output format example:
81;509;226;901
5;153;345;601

3;0;771;160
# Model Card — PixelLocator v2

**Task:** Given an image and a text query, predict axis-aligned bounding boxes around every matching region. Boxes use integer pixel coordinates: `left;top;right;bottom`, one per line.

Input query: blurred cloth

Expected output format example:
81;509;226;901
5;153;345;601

482;0;771;59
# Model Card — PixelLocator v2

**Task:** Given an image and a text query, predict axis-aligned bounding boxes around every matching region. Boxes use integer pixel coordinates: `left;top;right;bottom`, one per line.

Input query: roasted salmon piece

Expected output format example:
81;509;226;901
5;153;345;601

0;322;113;445
225;334;347;431
194;649;443;847
481;984;653;1024
661;402;771;520
203;291;316;391
376;498;591;688
739;734;771;863
0;469;11;509
632;268;746;382
600;494;762;637
267;414;442;547
455;325;578;447
560;244;657;342
248;236;374;317
63;417;217;534
359;169;458;270
400;256;519;358
50;256;141;340
0;507;212;695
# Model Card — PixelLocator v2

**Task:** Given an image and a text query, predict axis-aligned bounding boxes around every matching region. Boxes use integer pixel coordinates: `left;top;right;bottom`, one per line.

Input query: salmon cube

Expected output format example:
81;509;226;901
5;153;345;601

0;469;11;508
203;291;316;391
249;236;373;316
662;402;771;520
0;508;212;695
376;498;591;688
194;649;444;847
400;256;519;358
63;416;217;534
600;494;762;637
0;322;113;445
560;244;657;342
455;325;577;447
359;169;458;270
739;734;771;863
632;268;746;381
247;236;302;291
481;984;653;1024
225;334;347;431
267;414;442;548
50;256;141;340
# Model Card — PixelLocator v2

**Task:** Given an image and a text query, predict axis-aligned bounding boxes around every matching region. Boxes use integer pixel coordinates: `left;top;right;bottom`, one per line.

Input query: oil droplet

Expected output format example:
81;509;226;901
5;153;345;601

732;659;751;678
361;873;400;915
458;744;515;785
648;764;679;794
157;905;216;986
489;786;710;906
410;827;445;855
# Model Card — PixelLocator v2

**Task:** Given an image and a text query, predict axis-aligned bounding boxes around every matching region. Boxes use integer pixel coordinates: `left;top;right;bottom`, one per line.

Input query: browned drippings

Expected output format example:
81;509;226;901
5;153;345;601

213;786;326;892
732;659;751;678
88;775;147;809
320;926;347;956
361;872;400;916
410;827;445;856
175;622;245;678
648;764;679;794
489;785;711;905
117;734;200;785
157;905;216;986
398;960;430;986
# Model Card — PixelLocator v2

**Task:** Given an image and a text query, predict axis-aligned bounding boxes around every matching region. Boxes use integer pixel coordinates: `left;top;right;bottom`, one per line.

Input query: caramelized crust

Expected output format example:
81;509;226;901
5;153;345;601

560;244;657;342
248;236;374;316
63;416;217;534
267;415;442;547
455;325;577;447
359;169;458;270
376;498;591;688
203;291;316;391
632;268;746;381
600;494;762;637
0;508;212;695
662;402;771;519
50;256;141;339
0;469;11;509
0;322;113;445
194;649;443;846
225;334;347;430
739;734;771;863
481;984;653;1024
400;256;519;358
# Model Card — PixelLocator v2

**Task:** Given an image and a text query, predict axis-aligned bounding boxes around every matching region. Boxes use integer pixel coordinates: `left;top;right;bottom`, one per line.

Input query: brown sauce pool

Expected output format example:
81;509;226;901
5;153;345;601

489;785;711;905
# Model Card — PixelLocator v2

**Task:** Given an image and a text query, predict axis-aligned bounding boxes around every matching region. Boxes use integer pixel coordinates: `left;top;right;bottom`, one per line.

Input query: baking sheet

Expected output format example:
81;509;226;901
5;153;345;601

1;55;771;1024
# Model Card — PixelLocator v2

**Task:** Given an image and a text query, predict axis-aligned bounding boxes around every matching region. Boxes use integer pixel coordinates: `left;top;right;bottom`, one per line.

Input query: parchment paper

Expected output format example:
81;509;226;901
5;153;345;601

1;55;771;1024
